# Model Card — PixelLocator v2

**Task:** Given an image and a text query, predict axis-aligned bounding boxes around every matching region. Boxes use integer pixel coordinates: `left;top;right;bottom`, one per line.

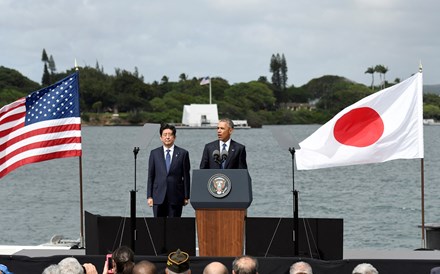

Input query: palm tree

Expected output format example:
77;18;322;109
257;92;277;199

374;65;387;89
382;66;388;88
365;66;375;90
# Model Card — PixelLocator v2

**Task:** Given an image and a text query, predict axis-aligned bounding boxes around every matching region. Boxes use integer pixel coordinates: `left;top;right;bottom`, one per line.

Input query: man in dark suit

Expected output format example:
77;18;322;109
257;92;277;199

200;118;247;169
147;124;191;217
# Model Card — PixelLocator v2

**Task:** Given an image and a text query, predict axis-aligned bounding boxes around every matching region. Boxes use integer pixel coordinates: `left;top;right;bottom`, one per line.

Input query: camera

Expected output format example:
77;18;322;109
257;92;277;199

106;254;114;274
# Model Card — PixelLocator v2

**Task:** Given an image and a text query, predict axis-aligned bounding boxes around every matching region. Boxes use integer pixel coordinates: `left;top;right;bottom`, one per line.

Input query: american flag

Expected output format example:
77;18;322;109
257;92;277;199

200;76;210;85
0;72;82;179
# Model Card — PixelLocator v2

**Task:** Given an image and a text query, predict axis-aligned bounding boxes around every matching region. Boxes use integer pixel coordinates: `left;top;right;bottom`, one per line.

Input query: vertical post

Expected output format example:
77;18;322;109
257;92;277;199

289;147;298;256
209;80;212;104
79;156;84;248
421;158;425;248
131;147;140;252
130;190;136;252
75;63;85;248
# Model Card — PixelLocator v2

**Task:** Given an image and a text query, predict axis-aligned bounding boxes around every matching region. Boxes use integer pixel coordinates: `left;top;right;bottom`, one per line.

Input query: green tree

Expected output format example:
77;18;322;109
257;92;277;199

72;66;114;112
42;63;50;85
270;53;282;89
41;49;49;63
112;69;149;112
48;55;56;74
316;83;371;115
0;88;26;107
374;64;388;89
161;75;169;84
224;81;276;112
280;54;288;89
179;73;188;81
0;66;40;93
364;66;375;90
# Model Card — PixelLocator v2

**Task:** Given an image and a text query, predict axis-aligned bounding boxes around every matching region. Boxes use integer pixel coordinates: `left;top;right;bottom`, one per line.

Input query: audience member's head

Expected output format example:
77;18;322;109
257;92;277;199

0;264;13;274
232;255;258;274
203;262;228;274
42;264;61;274
290;261;313;274
133;260;157;274
58;257;83;274
352;263;378;274
112;246;135;274
166;249;191;274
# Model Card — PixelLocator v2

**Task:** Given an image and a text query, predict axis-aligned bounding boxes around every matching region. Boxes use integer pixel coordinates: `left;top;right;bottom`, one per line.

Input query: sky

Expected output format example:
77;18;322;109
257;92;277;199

1;0;439;88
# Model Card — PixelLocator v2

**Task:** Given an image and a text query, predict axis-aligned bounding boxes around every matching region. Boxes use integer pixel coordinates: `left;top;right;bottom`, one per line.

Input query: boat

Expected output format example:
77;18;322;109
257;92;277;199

424;119;440;125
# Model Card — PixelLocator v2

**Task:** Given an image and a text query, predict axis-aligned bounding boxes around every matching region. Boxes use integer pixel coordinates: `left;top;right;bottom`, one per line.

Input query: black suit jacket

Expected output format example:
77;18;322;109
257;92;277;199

199;140;247;169
147;146;190;205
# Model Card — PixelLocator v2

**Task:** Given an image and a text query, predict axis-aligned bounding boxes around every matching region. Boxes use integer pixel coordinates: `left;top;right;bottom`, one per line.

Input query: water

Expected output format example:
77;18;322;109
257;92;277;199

1;125;439;250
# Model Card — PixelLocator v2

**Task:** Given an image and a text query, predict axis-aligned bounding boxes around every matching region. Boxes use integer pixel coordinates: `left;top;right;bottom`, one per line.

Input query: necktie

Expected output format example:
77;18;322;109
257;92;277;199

221;143;227;169
165;149;171;173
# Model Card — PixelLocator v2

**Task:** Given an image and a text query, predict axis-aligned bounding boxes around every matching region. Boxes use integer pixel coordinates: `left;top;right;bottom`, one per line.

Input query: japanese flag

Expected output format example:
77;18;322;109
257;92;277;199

296;72;424;170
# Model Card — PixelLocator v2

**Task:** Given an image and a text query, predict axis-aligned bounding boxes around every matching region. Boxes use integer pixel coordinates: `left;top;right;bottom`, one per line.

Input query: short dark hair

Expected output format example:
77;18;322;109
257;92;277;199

160;123;176;136
219;118;234;129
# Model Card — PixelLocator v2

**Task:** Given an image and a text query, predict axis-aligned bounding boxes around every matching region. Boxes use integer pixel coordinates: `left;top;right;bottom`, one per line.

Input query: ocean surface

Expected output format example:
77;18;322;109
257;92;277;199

1;125;439;251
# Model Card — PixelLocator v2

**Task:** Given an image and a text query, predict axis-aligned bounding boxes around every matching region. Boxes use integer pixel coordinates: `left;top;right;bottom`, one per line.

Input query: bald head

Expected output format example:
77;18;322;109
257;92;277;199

232;255;258;274
133;260;157;274
203;262;229;274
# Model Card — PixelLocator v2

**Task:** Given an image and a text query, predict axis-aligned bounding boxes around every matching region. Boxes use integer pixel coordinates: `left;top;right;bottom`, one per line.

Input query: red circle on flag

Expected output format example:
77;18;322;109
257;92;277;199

333;107;384;147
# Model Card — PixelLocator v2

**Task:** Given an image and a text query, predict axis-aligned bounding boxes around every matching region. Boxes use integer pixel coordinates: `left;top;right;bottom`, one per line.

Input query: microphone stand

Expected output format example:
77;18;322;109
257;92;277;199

289;147;299;256
131;147;140;252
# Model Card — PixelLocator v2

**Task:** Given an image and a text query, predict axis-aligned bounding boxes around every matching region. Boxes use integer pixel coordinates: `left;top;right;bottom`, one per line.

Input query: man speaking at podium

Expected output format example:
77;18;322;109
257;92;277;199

200;118;247;169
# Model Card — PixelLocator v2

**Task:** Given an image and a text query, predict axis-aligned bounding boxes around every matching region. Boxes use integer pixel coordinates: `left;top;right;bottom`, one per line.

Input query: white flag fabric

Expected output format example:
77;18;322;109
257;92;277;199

296;72;424;170
200;76;210;85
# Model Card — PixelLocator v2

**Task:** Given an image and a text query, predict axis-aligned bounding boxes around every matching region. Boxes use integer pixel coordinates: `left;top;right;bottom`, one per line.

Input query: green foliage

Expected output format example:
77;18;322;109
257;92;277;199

224;81;276;112
0;66;40;93
41;49;48;63
269;53;288;104
4;60;440;126
424;104;440;120
42;63;50;85
424;93;440;106
0;88;26;107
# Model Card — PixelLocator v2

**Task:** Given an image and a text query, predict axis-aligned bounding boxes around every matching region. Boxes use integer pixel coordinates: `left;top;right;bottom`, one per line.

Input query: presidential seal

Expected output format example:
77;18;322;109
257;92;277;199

207;173;231;198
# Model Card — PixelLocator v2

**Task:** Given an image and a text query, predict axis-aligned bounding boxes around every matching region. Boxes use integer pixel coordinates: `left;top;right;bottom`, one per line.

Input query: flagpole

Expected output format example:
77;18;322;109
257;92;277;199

209;79;212;104
75;60;85;248
418;62;425;249
289;147;299;256
421;158;425;248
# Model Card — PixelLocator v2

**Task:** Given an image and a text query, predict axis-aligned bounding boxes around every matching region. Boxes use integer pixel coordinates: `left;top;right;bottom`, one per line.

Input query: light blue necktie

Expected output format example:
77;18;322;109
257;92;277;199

165;149;171;173
221;143;227;169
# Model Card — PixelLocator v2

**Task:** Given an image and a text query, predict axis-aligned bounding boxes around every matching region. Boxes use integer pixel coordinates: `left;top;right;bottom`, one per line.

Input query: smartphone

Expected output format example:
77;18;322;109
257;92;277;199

106;254;114;274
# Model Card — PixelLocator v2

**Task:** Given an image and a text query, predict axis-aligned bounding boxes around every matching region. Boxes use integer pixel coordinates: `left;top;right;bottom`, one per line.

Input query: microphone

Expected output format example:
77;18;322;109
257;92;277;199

212;150;220;164
220;150;228;163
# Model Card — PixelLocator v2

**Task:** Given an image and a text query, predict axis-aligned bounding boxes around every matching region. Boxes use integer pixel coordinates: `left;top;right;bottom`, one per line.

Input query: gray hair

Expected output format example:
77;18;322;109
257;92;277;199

352;263;378;274
58;257;84;274
42;264;61;274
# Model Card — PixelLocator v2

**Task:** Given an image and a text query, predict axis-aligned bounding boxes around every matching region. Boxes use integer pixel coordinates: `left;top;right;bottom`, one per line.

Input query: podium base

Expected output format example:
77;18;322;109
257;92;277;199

196;209;245;256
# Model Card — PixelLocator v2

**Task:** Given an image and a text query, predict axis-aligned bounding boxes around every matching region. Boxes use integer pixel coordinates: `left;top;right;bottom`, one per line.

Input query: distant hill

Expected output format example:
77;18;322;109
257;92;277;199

424;84;440;94
0;66;40;92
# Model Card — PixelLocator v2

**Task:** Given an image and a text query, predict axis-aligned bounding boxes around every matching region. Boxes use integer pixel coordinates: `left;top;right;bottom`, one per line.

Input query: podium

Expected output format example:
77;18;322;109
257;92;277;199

191;169;252;256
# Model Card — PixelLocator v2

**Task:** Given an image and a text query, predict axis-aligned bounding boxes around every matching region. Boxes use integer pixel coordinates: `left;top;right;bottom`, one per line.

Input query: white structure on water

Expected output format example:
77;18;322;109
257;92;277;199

181;104;219;127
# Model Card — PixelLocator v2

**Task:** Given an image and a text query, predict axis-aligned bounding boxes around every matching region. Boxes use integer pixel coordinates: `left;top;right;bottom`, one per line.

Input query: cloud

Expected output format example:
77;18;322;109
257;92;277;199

1;0;439;87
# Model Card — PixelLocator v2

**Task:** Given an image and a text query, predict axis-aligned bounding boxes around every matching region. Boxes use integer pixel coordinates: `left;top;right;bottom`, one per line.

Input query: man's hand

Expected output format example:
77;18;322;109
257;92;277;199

184;199;189;206
147;197;153;207
83;263;98;274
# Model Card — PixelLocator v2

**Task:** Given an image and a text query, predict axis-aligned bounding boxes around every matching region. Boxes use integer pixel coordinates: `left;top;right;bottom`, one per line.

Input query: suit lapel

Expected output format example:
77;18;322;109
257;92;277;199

169;146;180;171
224;140;236;169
